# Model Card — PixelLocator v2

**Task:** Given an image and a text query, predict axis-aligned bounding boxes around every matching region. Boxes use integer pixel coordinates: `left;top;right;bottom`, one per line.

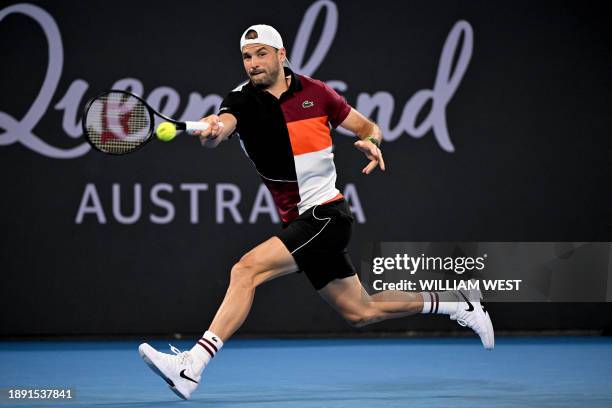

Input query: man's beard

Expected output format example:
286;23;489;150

250;64;281;89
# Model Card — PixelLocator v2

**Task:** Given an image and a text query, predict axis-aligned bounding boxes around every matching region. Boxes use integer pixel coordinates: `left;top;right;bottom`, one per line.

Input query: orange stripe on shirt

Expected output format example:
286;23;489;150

286;116;331;156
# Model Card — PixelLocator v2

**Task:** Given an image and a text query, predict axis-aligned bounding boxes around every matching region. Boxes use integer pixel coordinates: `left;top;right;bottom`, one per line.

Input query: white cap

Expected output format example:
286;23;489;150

240;24;284;51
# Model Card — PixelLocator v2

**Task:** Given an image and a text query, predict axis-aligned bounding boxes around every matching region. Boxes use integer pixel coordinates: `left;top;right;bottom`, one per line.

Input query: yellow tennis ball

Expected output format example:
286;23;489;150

156;122;176;141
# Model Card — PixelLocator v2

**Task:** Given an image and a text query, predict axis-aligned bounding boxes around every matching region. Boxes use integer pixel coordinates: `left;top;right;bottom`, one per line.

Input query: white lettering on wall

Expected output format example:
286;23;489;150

1;1;473;157
74;182;366;225
343;183;365;223
216;184;243;224
75;183;106;224
180;183;209;224
112;183;142;224
150;183;175;224
249;185;280;224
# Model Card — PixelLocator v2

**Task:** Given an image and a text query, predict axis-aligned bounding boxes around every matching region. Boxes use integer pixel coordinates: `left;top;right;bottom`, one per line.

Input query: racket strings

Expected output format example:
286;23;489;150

84;92;151;154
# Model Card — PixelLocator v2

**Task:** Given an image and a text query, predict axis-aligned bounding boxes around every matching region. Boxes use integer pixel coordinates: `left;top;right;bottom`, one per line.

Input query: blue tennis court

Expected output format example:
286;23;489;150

1;337;611;407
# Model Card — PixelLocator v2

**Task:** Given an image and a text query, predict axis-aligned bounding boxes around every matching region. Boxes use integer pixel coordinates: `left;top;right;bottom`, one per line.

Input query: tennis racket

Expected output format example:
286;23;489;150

81;89;210;155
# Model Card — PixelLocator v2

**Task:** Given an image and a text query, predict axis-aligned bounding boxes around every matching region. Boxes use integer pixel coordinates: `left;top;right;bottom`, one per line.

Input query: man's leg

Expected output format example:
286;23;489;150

318;275;494;348
208;236;299;340
318;275;424;327
139;236;299;399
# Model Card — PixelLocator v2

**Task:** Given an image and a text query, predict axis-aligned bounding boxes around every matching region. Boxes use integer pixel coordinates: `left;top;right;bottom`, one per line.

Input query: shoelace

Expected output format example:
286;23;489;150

169;344;191;365
456;318;468;327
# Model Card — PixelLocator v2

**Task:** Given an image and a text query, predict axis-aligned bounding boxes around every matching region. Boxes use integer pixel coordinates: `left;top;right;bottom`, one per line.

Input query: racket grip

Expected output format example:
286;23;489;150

184;121;209;134
183;121;224;135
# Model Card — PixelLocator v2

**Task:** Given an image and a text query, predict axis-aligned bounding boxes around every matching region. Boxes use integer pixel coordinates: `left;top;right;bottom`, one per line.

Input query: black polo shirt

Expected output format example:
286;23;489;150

219;67;351;222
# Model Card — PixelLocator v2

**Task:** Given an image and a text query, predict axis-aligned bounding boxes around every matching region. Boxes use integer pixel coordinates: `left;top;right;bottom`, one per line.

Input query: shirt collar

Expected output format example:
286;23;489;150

245;67;302;95
284;67;302;93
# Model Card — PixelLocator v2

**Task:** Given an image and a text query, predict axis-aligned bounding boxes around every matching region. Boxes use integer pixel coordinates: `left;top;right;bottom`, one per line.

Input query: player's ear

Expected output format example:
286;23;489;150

278;47;286;64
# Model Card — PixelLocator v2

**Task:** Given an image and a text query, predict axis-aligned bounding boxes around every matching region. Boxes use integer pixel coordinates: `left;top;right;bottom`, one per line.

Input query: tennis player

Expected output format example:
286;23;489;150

139;24;494;400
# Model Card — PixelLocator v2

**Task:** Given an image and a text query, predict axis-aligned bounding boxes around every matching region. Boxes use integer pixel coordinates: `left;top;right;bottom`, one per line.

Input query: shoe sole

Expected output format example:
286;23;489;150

474;288;495;349
139;345;188;400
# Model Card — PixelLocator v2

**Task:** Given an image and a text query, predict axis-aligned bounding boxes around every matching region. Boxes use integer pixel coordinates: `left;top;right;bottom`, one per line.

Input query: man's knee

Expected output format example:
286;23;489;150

229;253;261;289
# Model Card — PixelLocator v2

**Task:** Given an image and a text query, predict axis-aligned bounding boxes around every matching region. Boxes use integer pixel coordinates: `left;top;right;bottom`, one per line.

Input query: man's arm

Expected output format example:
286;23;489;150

339;108;386;174
339;108;382;144
196;113;238;148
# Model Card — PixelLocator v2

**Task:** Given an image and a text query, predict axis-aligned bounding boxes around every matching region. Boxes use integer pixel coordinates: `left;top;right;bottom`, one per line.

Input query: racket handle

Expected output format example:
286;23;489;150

183;121;209;134
182;121;224;135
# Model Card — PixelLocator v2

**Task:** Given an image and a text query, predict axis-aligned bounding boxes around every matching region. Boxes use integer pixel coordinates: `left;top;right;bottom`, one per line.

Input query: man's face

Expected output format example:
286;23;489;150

242;44;284;89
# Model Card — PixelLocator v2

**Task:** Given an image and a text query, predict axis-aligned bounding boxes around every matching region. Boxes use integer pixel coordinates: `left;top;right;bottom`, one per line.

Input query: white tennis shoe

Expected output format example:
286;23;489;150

450;287;495;349
138;343;201;400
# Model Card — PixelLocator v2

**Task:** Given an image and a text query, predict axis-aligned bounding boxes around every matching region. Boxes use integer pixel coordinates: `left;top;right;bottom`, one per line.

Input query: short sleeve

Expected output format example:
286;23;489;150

218;91;244;122
322;82;351;128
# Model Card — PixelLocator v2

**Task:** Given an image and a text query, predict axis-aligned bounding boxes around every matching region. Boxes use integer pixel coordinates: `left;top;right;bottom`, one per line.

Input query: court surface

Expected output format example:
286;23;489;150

1;337;611;408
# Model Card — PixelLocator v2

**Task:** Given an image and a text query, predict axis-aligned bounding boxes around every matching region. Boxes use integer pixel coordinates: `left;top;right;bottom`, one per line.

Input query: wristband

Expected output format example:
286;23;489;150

366;136;381;148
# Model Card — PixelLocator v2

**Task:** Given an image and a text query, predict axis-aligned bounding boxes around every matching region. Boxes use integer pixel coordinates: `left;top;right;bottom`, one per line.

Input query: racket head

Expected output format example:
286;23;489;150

82;90;155;155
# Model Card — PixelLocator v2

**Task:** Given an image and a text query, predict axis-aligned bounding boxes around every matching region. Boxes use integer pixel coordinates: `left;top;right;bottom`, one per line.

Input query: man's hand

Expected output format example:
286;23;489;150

354;139;385;174
338;108;386;174
193;114;224;141
193;113;237;148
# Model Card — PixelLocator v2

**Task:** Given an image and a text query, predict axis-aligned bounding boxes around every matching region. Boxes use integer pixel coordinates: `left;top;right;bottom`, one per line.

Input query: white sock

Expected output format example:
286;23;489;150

420;291;458;315
190;330;224;374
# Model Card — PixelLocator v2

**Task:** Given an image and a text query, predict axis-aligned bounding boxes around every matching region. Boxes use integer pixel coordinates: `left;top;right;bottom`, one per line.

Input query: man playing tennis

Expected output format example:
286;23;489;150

139;24;494;400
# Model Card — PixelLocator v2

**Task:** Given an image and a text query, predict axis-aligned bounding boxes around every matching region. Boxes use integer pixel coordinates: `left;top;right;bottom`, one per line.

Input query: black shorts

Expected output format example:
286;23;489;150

277;198;356;290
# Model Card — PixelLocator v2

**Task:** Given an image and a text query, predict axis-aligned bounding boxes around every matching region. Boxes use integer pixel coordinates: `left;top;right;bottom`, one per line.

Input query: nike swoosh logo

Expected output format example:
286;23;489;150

458;291;475;312
212;336;219;342
180;369;199;384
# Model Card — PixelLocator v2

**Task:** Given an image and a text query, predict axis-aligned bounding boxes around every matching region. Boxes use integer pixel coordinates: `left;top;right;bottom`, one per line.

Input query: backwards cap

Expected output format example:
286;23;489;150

240;24;284;50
